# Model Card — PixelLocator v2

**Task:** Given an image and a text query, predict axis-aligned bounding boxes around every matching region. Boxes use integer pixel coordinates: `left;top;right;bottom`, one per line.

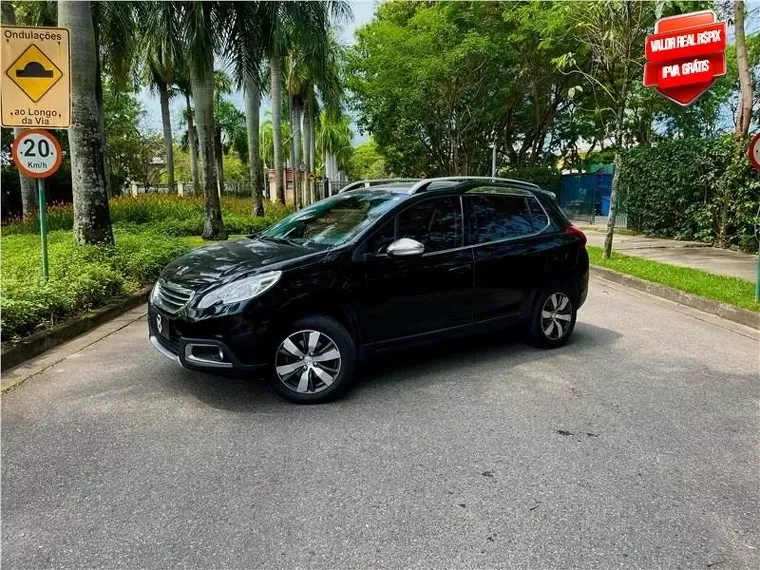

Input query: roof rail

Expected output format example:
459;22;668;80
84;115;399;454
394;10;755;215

409;176;540;194
338;178;420;193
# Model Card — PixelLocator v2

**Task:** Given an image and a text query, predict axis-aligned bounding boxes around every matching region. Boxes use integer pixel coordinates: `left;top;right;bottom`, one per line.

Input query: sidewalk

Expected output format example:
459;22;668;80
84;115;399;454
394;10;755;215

575;224;758;283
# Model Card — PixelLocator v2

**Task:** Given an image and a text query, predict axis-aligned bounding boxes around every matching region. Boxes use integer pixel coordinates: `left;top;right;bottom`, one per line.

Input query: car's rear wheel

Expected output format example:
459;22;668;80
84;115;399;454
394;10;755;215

527;287;577;348
271;316;356;404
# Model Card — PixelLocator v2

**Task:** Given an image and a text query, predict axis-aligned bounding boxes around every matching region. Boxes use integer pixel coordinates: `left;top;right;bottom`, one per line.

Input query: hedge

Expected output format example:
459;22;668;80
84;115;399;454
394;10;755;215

619;136;760;250
1;195;292;340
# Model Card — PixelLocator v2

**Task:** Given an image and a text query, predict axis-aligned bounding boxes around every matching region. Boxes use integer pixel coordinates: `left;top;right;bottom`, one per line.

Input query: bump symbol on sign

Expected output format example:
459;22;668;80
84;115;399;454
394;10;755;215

5;44;63;103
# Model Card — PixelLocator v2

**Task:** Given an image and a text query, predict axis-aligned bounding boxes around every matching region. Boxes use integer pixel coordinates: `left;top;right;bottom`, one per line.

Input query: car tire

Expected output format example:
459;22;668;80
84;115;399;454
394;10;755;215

527;285;577;348
271;315;357;404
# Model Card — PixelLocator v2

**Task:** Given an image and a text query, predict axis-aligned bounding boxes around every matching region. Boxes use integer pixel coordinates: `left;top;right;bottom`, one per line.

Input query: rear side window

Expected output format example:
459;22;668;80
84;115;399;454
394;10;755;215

527;196;549;230
469;195;533;244
398;197;462;252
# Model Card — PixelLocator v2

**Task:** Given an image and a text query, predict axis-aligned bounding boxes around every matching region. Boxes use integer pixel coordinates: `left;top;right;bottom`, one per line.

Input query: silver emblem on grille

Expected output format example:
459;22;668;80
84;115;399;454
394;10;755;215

156;313;163;334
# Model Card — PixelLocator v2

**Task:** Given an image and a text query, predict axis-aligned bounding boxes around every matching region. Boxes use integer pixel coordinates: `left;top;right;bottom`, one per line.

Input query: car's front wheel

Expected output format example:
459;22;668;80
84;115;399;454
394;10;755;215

271;315;357;404
527;287;577;348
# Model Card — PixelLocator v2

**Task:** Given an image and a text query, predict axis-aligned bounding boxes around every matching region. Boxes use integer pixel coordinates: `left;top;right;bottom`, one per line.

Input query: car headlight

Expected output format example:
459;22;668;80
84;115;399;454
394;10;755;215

196;271;282;309
150;281;160;304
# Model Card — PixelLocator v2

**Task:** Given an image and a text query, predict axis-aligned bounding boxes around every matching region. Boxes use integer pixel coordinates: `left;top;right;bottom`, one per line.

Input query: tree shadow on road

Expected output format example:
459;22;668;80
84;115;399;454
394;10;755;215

175;320;622;413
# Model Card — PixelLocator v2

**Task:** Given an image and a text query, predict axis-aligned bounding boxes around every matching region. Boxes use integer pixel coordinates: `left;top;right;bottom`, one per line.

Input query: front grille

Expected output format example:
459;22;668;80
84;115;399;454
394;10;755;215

155;332;180;355
154;280;194;314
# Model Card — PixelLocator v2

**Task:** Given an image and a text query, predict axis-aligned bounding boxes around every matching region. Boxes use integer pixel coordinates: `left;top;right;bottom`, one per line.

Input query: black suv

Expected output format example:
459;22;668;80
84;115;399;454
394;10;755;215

149;177;588;403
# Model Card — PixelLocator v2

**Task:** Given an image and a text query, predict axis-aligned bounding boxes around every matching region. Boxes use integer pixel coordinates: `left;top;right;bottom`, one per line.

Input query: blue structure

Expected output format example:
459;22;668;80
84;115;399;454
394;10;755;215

558;168;614;220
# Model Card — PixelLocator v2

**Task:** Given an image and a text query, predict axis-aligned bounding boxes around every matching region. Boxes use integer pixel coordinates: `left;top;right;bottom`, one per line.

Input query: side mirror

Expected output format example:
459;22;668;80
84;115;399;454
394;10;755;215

386;237;425;257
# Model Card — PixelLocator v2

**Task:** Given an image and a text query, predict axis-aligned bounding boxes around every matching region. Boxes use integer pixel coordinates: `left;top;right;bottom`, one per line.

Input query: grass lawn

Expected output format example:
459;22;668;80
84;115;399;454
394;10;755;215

587;246;760;312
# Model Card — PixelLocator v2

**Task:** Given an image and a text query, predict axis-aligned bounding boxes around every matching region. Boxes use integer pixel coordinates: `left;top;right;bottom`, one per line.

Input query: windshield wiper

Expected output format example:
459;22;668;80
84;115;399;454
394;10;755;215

259;235;302;247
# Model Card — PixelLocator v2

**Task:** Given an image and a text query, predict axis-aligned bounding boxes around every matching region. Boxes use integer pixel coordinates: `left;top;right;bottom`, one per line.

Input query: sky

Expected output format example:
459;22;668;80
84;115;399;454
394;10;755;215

136;1;378;144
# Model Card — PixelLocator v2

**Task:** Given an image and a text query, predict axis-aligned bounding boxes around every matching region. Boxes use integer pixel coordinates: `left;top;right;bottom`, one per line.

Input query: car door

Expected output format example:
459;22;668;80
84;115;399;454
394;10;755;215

467;190;550;321
360;195;475;343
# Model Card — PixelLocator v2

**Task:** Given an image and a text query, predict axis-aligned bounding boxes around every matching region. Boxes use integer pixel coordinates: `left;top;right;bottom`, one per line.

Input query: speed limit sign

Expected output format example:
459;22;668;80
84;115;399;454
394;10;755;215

12;128;62;178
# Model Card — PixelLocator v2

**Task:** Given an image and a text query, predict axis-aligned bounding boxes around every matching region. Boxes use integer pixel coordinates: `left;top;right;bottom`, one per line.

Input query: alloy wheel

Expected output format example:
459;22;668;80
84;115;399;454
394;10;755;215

540;293;573;340
275;330;342;394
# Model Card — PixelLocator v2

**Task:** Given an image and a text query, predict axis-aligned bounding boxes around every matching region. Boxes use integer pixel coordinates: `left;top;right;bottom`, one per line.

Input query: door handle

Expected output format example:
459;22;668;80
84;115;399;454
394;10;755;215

448;264;471;274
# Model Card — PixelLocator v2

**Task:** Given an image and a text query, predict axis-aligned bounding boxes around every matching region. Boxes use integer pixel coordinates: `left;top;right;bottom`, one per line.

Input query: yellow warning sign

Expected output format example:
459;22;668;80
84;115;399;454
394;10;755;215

1;26;70;128
6;44;63;102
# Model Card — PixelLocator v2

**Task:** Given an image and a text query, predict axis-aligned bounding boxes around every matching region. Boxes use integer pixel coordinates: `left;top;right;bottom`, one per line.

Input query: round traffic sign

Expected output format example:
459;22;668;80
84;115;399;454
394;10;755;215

12;128;62;178
749;132;760;171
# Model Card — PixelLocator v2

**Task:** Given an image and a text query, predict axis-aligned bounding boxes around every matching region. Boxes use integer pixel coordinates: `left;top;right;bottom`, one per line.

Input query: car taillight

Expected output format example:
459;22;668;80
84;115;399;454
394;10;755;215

565;224;587;246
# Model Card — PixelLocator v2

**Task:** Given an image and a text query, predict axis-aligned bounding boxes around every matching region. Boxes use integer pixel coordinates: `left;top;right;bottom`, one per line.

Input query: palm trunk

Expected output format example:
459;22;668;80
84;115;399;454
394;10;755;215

158;81;175;193
186;93;200;195
244;72;264;216
191;67;226;240
214;125;224;198
270;52;285;204
307;107;315;203
92;9;112;197
1;4;37;217
291;96;303;209
58;0;113;245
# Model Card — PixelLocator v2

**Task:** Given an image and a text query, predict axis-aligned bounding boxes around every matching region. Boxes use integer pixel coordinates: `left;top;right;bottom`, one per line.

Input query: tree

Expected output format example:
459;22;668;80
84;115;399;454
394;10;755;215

213;69;233;199
58;0;114;245
102;82;162;189
259;1;352;204
317;111;353;184
1;2;36;218
142;1;180;193
734;0;753;138
557;0;655;259
348;137;387;180
177;1;226;240
224;2;267;215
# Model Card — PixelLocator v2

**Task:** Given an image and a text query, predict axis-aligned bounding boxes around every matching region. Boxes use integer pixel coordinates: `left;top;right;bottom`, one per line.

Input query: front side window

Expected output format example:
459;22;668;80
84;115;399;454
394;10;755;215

469;195;534;244
260;192;401;247
397;197;462;253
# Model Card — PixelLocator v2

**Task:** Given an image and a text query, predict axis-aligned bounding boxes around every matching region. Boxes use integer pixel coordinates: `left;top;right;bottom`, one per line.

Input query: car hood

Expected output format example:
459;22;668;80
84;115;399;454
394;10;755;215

160;238;321;289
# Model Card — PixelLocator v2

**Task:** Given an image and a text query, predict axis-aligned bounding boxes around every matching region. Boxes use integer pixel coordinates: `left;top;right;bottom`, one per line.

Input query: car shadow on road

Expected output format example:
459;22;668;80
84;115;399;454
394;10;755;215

175;321;622;413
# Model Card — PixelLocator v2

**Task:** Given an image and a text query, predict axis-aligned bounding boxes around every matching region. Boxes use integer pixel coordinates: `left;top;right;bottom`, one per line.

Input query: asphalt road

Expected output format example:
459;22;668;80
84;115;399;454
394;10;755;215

2;278;759;570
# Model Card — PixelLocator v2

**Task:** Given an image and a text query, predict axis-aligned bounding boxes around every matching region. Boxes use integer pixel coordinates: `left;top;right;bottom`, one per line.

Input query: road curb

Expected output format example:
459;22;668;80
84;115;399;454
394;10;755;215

1;287;151;373
590;266;759;330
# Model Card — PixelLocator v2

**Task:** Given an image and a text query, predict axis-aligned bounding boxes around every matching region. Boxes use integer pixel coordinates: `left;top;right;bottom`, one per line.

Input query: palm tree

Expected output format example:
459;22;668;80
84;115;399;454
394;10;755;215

1;2;36;217
317;111;353;192
176;1;226;240
58;0;114;245
224;2;267;215
258;1;352;205
142;2;180;193
213;69;233;199
175;71;200;195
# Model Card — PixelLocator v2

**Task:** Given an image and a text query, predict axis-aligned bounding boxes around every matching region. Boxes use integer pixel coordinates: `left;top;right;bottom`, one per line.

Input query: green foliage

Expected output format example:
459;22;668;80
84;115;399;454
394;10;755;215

347;1;584;175
103;81;164;190
587;246;759;312
498;166;562;191
2;194;292;236
619;137;760;250
1;195;293;340
1;227;191;339
348;138;387;179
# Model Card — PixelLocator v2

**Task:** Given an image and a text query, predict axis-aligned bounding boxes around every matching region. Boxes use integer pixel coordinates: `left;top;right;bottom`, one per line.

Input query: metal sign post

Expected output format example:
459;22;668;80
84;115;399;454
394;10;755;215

11;129;63;279
749;132;760;302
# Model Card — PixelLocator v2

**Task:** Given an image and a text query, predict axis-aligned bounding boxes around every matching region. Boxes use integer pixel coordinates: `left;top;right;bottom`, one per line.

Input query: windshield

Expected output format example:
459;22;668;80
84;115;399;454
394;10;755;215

260;192;402;247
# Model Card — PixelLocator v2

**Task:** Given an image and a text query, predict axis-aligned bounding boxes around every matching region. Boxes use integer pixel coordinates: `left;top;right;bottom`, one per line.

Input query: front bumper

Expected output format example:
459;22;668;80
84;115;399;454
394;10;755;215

147;306;269;374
